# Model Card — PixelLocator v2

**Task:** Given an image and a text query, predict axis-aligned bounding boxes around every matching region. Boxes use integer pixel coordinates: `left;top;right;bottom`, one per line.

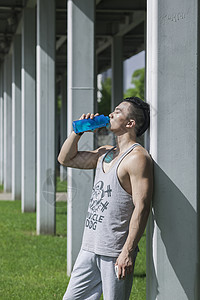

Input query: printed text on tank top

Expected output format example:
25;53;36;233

102;144;141;195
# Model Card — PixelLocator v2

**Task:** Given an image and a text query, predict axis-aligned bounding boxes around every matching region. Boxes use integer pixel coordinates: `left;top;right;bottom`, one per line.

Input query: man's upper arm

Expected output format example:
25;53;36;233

128;151;153;208
59;146;111;169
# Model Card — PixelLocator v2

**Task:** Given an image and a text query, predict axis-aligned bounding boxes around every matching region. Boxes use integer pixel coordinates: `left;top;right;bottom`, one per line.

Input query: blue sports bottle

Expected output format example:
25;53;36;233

72;114;110;134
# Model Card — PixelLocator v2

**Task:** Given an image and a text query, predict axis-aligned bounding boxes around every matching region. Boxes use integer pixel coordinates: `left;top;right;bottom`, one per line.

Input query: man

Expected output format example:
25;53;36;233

58;97;153;300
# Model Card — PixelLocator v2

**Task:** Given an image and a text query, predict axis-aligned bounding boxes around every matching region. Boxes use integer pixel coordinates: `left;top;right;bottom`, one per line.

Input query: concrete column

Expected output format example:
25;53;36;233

55;82;60;172
67;0;95;275
60;73;67;181
36;0;56;235
21;8;36;212
3;55;12;192
146;1;199;299
0;65;4;185
12;35;22;200
111;36;123;110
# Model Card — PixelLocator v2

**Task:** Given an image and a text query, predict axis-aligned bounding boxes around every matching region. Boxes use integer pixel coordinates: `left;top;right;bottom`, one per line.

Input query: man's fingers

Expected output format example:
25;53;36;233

118;265;132;279
79;113;86;120
117;265;126;280
118;265;122;279
122;267;126;279
79;113;99;120
86;113;90;119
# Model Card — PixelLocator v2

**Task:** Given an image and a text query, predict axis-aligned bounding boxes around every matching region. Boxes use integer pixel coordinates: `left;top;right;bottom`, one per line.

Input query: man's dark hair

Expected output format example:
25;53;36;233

123;97;150;137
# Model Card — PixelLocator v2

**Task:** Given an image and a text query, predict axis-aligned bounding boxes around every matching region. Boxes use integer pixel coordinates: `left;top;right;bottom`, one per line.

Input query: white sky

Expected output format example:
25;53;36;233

101;50;145;93
123;50;145;92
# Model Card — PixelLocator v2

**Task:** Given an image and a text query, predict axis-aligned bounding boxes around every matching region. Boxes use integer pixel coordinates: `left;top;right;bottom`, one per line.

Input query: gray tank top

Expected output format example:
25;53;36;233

81;143;140;257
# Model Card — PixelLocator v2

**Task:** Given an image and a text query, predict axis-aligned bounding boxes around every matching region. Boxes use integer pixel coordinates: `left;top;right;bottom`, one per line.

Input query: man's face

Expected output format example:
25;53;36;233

109;102;131;133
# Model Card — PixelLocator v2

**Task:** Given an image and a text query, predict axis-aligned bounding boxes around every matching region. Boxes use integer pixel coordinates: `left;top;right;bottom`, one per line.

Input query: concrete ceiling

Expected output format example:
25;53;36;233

0;0;146;75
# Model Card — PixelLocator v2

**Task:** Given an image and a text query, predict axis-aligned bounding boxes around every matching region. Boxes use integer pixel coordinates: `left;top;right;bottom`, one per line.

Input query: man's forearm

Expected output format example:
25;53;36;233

57;131;81;164
123;205;150;254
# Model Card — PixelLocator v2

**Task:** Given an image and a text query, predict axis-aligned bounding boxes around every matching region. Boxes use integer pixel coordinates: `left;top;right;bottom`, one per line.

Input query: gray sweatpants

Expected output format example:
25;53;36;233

63;249;138;300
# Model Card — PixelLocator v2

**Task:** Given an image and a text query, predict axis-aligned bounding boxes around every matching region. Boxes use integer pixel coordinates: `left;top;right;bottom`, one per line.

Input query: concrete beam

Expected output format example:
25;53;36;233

111;36;123;109
21;7;36;212
3;54;12;192
116;11;145;37
26;0;37;8
56;36;67;50
0;65;4;185
96;0;145;11
12;34;21;200
60;73;67;182
67;0;95;275
36;0;56;235
96;11;145;55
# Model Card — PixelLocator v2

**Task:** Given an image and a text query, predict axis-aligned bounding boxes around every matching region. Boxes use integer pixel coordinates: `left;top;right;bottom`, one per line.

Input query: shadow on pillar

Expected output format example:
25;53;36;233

146;211;159;299
149;162;197;299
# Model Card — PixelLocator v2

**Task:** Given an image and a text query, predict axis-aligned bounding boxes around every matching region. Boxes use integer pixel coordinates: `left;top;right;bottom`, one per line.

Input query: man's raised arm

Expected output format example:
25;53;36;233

57;113;111;170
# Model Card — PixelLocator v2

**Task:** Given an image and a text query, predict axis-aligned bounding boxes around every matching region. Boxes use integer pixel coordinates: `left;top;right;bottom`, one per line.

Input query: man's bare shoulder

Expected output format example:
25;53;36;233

125;145;153;175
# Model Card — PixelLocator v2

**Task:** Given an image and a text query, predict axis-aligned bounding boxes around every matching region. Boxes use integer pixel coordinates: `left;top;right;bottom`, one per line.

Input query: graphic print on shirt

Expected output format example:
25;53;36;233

85;180;112;230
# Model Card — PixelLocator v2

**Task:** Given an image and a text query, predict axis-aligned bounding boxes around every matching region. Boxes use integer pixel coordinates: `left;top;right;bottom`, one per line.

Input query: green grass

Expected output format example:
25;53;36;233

56;176;67;192
0;201;68;300
0;184;3;192
130;233;146;299
0;200;146;299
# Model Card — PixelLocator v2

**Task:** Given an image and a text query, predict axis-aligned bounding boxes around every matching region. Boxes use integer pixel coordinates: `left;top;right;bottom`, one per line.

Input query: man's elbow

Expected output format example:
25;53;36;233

57;154;66;166
137;202;151;218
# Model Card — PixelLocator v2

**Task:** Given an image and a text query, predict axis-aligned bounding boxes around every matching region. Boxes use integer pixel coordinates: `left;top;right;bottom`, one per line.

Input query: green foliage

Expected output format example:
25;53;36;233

97;77;111;116
124;68;145;100
0;184;3;192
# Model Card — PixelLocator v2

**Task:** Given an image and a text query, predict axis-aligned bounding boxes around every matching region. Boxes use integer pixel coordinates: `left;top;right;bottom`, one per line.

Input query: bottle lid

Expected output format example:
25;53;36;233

105;116;110;123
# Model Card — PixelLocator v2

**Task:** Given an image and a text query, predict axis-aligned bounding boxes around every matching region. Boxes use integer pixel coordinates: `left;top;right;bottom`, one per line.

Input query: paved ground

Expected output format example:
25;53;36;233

0;192;67;202
0;193;12;201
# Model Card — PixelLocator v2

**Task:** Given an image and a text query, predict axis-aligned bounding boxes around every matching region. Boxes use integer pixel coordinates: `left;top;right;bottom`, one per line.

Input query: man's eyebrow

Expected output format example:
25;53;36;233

115;107;122;111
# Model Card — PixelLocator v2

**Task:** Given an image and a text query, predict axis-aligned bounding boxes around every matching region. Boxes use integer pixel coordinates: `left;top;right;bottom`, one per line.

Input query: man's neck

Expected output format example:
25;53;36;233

114;133;137;154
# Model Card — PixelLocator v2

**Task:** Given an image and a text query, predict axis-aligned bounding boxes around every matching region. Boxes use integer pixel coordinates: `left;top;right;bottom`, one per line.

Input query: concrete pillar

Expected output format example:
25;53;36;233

146;0;199;299
60;73;67;181
111;36;123;110
36;0;56;235
55;82;60;173
67;0;95;275
3;55;12;192
21;8;36;212
0;65;4;185
12;35;22;200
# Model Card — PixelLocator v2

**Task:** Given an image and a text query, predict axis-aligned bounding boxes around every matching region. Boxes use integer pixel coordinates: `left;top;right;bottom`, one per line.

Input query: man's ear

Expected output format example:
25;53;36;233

126;119;135;128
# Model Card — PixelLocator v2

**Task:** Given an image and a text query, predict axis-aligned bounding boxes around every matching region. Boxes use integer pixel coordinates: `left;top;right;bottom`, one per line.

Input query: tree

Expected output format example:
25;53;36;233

124;68;145;100
97;77;111;116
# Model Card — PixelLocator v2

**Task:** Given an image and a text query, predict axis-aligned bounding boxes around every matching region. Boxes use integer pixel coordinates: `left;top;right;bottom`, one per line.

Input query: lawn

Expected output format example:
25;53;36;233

0;198;146;299
56;177;67;193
